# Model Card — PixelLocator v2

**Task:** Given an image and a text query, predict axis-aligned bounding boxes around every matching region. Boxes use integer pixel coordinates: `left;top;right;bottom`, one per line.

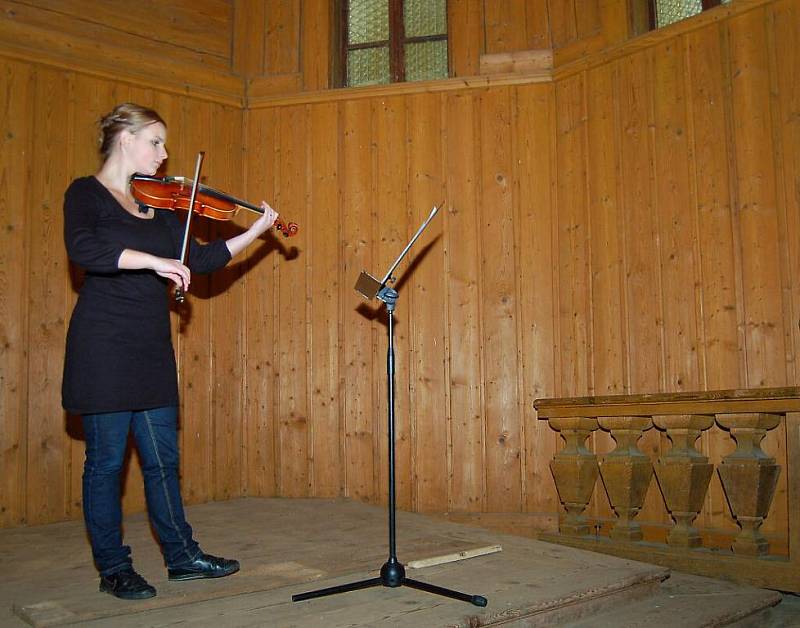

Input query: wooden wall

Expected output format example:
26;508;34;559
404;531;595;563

241;0;800;544
1;0;797;547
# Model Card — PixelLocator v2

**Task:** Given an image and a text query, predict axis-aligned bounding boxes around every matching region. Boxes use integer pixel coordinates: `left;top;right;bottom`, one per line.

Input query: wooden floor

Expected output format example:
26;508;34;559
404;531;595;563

0;498;791;627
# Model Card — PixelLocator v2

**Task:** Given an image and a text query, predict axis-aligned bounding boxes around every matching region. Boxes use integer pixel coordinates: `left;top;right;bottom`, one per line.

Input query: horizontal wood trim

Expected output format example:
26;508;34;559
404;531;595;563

552;32;608;66
535;387;800;417
247;72;551;109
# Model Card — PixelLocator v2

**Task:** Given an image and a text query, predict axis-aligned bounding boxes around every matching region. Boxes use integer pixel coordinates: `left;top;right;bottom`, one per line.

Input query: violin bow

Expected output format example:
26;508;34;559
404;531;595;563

174;151;205;302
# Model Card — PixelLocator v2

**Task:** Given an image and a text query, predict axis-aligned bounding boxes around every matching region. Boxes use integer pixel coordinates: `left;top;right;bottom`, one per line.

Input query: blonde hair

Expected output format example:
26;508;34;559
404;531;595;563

98;102;166;162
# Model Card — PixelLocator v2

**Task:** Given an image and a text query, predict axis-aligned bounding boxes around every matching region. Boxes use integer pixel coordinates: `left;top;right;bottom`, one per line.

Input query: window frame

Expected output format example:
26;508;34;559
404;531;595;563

337;0;449;88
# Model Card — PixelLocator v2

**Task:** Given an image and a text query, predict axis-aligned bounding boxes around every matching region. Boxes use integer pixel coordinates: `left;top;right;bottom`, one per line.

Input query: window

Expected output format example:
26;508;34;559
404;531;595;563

649;0;730;29
339;0;448;88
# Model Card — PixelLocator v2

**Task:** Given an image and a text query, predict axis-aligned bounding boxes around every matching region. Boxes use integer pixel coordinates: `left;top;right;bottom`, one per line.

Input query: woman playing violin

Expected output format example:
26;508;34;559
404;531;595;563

62;102;277;600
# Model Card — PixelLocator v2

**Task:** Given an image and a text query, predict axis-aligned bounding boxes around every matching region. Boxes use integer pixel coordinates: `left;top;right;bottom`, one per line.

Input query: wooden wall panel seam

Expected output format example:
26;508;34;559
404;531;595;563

765;5;798;389
510;87;527;511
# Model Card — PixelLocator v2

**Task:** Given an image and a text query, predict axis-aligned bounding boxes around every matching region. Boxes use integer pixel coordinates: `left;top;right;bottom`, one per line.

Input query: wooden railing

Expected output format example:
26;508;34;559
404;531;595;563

534;388;800;592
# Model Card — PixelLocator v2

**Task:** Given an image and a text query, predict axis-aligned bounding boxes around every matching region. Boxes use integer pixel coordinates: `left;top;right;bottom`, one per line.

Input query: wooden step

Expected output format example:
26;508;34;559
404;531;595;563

565;571;782;628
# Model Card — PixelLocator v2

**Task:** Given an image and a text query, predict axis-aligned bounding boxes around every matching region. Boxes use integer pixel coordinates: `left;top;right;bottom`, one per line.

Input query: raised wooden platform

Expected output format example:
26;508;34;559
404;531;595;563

0;498;786;627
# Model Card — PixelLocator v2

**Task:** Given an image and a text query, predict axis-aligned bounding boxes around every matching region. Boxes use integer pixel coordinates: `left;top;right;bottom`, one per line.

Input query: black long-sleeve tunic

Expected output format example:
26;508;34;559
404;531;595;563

62;176;231;415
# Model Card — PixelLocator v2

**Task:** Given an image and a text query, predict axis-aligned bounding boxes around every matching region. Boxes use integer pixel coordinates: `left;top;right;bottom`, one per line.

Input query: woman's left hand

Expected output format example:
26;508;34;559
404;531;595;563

225;200;280;258
251;201;278;237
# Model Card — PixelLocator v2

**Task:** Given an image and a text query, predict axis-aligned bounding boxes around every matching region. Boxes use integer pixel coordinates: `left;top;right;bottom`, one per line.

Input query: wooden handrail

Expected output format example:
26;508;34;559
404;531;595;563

534;386;800;417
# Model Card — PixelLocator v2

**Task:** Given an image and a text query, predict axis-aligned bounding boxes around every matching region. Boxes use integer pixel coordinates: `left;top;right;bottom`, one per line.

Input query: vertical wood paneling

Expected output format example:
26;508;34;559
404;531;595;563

444;91;483;512
177;100;215;506
515;83;560;515
209;103;245;501
525;2;552;49
586;63;626;394
373;96;412;509
302;0;331;90
548;0;578;48
555;75;591;396
484;1;530;54
575;0;601;41
233;0;266;77
652;37;702;392
407;93;448;512
265;0;301;76
770;1;800;388
448;0;483;77
276;104;310;496
687;27;741;392
0;58;32;526
478;88;522;512
729;9;786;389
341;98;376;503
600;0;631;45
308;102;341;498
768;4;798;403
243;107;278;498
619;52;663;393
25;66;72;524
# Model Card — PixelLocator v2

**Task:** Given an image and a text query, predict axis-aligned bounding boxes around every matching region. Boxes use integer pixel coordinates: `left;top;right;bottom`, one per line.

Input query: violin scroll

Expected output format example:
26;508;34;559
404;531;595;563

274;218;299;238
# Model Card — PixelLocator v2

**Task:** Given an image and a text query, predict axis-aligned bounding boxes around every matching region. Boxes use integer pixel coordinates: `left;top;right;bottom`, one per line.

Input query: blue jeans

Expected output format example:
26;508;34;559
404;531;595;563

82;406;200;576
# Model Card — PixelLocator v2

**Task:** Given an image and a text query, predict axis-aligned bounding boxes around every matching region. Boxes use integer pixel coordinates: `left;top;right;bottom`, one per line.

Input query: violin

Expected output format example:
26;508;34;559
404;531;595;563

130;174;299;237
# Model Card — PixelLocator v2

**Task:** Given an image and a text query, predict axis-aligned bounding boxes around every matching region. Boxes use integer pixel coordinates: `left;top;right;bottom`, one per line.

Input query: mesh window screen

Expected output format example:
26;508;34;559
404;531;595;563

655;0;731;28
347;46;391;86
348;0;389;45
404;0;447;38
405;41;448;82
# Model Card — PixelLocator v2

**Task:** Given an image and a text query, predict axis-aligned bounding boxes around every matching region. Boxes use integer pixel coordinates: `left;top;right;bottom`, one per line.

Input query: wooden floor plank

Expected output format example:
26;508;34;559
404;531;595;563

0;497;781;627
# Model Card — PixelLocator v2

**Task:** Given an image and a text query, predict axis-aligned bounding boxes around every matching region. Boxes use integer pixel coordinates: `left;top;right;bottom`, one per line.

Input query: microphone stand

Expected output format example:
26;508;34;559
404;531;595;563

292;204;487;608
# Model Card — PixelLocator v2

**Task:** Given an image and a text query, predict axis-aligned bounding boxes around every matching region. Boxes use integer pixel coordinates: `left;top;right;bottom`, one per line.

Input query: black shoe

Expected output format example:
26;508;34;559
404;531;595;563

168;553;240;581
99;568;157;600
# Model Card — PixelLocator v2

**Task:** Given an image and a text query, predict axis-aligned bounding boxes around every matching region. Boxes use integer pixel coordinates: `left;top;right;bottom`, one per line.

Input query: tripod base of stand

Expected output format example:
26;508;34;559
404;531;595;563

292;559;487;607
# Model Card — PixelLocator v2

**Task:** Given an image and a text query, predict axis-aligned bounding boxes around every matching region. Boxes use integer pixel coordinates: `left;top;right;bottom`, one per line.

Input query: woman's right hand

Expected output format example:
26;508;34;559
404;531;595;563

119;249;191;291
151;257;191;292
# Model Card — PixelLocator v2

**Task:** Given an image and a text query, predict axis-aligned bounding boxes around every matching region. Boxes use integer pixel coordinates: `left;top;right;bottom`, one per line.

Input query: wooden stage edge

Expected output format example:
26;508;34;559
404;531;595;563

0;498;786;627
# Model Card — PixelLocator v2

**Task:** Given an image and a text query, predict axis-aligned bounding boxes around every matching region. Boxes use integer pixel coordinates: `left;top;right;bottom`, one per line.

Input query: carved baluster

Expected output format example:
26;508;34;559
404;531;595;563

716;412;782;557
597;416;654;541
652;414;715;548
548;417;599;536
